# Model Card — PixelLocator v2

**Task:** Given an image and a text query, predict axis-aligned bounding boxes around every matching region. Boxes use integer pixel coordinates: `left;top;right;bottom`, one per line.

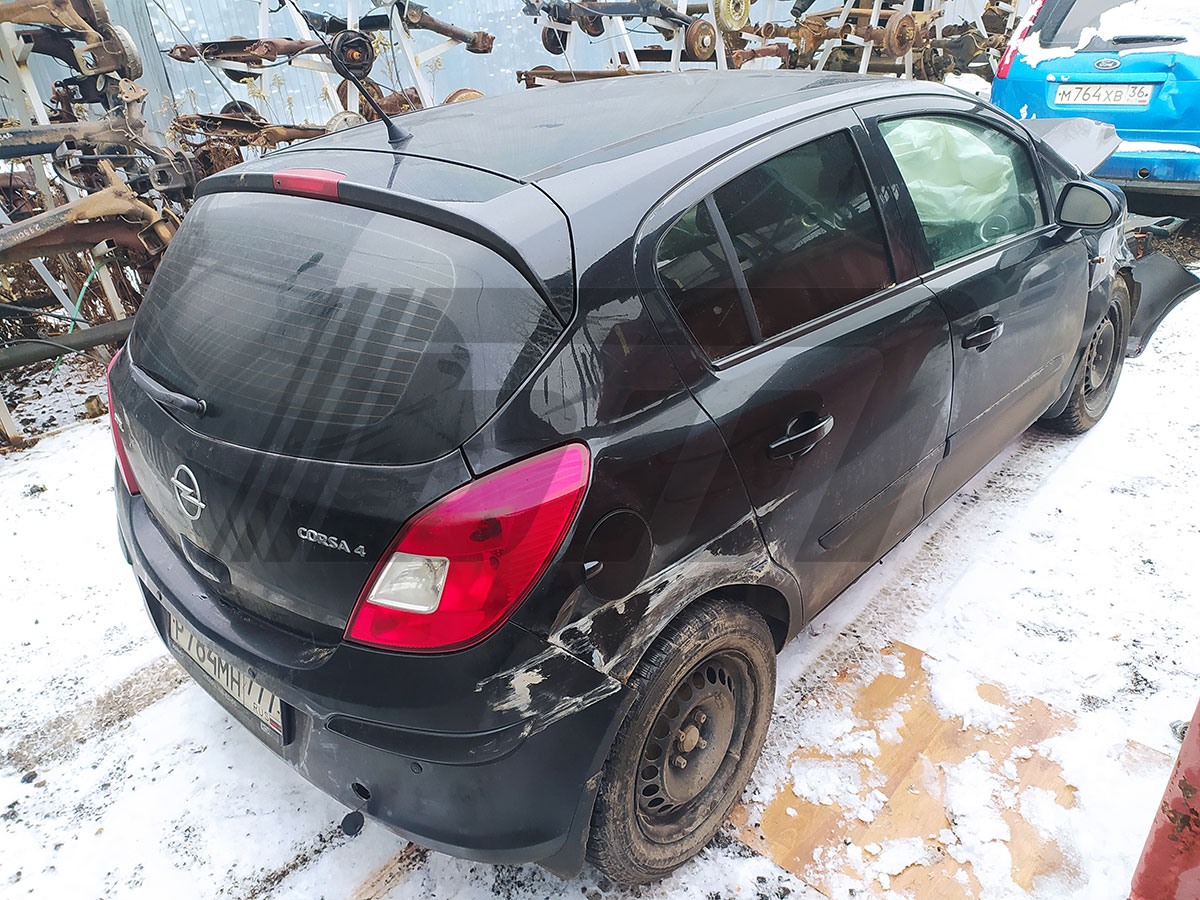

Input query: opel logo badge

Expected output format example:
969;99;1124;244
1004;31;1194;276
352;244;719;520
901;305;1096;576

1095;58;1121;70
171;464;206;521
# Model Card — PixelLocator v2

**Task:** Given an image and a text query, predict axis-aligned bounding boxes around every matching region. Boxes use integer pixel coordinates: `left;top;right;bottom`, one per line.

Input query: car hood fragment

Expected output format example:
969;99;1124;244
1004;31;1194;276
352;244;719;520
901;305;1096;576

1023;117;1123;174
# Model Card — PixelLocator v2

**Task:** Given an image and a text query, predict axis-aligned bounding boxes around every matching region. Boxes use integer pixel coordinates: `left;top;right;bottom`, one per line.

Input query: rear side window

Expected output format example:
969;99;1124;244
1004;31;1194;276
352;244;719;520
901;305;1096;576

131;193;561;465
655;130;895;360
712;132;895;340
655;202;756;360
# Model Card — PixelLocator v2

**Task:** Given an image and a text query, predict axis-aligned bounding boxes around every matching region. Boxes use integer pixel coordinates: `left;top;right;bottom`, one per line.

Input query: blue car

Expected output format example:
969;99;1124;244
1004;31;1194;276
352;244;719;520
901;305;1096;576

992;0;1200;207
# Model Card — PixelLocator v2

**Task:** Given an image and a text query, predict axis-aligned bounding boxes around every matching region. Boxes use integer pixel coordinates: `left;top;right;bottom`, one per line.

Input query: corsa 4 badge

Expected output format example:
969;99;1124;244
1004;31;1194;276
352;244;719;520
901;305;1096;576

297;526;367;557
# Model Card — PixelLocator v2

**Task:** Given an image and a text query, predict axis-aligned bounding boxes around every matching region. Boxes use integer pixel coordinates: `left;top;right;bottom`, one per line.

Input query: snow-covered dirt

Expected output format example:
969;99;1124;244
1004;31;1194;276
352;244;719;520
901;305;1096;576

2;294;1199;899
0;356;109;447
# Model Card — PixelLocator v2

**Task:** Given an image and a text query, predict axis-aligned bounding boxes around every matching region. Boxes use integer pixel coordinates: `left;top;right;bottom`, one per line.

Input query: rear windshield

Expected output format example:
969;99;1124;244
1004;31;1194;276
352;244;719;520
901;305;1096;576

1034;0;1193;47
130;193;562;465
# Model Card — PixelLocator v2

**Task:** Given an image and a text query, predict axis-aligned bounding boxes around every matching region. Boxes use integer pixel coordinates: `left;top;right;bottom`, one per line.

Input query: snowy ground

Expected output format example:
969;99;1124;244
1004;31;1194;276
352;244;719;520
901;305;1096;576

0;355;109;446
2;294;1199;899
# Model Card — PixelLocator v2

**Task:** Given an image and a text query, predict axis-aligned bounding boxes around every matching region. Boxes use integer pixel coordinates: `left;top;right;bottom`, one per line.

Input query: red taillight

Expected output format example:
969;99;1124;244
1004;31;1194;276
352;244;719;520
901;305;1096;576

106;350;140;495
346;444;592;652
272;168;345;201
997;0;1045;79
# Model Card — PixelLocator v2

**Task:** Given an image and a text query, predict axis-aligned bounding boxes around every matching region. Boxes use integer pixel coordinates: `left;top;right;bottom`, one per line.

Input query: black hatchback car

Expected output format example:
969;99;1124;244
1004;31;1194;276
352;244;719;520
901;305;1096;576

109;71;1143;883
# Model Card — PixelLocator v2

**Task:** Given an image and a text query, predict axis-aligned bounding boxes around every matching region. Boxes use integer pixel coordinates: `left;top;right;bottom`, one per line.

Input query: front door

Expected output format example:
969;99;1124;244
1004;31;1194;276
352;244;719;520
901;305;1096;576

863;104;1090;510
638;118;953;616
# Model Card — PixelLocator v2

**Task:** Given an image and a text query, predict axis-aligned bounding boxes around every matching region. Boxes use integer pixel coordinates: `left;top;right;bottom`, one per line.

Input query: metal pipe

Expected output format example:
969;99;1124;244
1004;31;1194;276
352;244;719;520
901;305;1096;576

0;317;132;371
402;4;494;53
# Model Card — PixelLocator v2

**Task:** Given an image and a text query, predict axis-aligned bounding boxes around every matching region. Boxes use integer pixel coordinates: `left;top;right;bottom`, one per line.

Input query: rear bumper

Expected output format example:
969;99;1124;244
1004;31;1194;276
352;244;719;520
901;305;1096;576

1094;150;1200;197
116;486;631;875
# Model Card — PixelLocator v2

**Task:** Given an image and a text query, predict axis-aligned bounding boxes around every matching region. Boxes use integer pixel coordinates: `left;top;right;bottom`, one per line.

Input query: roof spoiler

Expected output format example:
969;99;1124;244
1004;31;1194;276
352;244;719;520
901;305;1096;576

1022;117;1122;175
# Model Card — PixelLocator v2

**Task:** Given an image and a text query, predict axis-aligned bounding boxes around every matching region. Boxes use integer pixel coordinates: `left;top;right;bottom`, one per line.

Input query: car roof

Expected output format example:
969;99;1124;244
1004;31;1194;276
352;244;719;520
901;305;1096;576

295;70;953;183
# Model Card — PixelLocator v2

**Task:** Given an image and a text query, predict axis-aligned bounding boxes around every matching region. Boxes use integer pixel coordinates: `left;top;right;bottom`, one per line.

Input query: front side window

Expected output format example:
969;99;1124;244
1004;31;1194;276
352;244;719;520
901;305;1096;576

655;130;895;358
880;116;1045;267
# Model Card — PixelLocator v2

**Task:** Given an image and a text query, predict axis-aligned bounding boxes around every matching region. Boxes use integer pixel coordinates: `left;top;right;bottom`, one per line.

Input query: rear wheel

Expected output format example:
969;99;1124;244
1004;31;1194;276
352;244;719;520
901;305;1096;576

586;599;775;884
1041;278;1130;435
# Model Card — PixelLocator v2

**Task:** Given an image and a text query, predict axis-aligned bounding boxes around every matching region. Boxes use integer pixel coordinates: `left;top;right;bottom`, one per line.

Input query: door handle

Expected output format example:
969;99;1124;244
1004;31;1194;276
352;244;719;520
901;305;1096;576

962;317;1004;351
768;414;834;460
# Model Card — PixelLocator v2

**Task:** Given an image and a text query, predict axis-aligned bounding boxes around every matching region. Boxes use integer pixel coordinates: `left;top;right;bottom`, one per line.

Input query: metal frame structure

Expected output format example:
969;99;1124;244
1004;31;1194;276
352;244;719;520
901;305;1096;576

809;0;1018;78
526;0;731;81
174;0;488;117
522;0;1022;84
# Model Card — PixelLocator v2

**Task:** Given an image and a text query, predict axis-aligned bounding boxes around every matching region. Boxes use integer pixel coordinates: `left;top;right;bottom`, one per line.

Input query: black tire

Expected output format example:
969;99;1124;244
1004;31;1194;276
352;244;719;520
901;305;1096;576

586;598;776;884
1041;278;1130;435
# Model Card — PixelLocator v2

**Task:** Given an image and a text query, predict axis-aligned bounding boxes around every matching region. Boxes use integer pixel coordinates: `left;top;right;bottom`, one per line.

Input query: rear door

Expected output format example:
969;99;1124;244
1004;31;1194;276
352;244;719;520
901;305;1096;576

111;169;569;637
859;97;1090;510
637;112;953;616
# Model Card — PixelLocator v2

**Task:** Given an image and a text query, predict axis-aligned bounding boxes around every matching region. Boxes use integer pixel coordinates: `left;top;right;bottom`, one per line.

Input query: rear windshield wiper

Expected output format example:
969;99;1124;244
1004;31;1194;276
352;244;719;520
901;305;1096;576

1111;34;1187;45
129;361;208;416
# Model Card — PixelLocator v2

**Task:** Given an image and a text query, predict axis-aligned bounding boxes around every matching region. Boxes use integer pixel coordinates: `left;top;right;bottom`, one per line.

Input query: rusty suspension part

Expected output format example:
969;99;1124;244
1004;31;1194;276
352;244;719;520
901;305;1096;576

749;16;849;56
517;66;656;87
167;37;325;65
0;0;140;79
0;162;175;265
732;43;793;68
0;80;153;161
172;114;326;146
400;3;494;53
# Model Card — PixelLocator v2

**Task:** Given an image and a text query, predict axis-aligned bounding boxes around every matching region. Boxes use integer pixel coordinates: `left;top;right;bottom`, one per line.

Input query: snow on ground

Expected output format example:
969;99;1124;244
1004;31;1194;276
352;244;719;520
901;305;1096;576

0;355;108;445
2;291;1199;898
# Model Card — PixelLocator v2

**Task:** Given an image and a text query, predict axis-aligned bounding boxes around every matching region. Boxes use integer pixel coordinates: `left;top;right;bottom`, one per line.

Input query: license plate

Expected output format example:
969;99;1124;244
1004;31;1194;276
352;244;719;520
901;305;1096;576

169;615;284;737
1054;83;1154;106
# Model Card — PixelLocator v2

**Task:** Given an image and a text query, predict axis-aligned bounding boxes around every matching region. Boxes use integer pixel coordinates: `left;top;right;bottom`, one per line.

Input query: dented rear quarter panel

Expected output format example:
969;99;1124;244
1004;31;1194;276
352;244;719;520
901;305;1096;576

463;201;803;687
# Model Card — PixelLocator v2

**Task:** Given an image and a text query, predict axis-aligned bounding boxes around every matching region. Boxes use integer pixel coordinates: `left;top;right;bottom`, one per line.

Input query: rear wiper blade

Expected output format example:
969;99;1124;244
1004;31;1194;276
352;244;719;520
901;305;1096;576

129;362;207;416
1111;34;1187;44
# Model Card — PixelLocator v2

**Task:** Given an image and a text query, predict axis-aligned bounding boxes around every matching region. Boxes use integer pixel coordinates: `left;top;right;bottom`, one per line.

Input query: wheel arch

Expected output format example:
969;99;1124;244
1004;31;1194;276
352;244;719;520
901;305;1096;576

1119;265;1140;326
615;581;795;683
703;582;792;653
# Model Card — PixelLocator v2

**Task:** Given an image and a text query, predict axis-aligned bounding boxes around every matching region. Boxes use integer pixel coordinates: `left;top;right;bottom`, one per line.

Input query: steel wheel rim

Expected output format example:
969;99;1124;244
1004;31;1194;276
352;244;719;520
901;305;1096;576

635;651;755;844
1084;300;1122;414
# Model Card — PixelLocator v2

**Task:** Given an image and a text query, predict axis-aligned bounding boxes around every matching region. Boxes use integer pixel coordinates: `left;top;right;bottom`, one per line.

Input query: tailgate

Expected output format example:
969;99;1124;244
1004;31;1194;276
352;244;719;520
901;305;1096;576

112;156;571;634
1043;51;1200;144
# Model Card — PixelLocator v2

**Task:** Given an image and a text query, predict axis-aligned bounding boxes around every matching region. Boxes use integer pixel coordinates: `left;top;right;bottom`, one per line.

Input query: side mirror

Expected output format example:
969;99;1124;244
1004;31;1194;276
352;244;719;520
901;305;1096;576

1056;181;1121;230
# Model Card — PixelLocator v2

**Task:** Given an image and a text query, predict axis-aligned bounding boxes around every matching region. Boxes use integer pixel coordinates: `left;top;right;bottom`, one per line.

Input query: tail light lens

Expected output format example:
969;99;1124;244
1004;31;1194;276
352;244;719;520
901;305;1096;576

997;0;1045;79
346;443;591;652
107;350;140;496
272;168;345;201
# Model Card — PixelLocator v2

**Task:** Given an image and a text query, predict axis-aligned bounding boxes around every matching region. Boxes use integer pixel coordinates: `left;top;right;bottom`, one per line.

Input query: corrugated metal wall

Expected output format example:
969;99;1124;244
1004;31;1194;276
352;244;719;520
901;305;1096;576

2;0;1027;142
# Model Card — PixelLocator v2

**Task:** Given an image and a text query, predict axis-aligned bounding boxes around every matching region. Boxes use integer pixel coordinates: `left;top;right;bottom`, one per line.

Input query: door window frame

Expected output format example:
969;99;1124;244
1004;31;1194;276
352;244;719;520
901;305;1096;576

636;109;919;372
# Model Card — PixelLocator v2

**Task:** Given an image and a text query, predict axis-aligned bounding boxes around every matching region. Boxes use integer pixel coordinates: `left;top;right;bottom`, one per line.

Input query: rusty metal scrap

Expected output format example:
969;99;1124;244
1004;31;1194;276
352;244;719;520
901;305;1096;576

0;87;147;160
172;113;326;147
731;43;792;69
167;37;325;66
517;66;655;87
334;78;422;117
0;220;157;266
0;0;141;79
399;3;494;54
729;2;1009;81
0;162;176;266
